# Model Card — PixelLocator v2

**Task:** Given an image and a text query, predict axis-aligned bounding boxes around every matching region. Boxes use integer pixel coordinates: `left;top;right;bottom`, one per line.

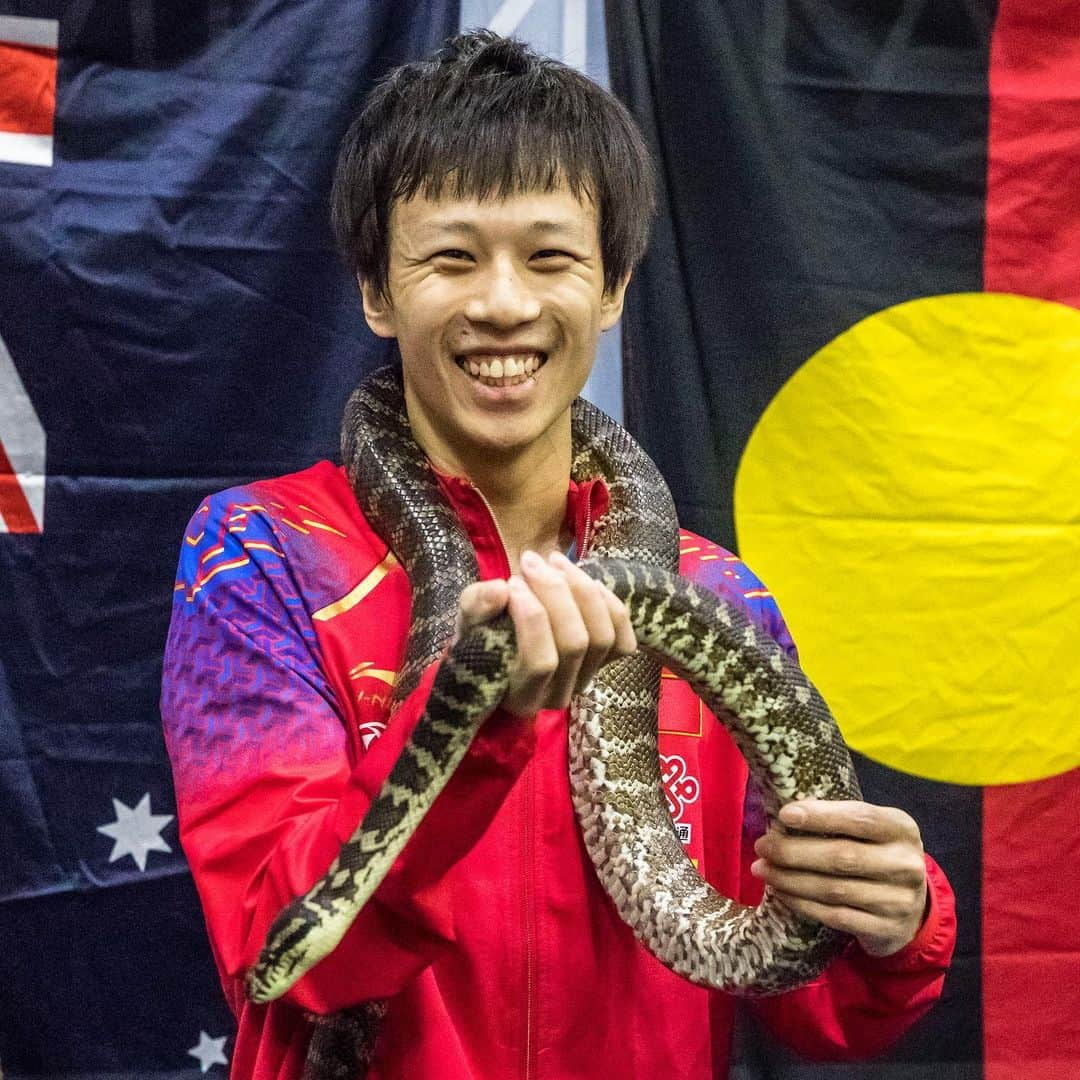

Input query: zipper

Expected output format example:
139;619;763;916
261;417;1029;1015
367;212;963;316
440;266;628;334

523;763;537;1079
579;492;594;560
467;482;513;577
464;477;537;1075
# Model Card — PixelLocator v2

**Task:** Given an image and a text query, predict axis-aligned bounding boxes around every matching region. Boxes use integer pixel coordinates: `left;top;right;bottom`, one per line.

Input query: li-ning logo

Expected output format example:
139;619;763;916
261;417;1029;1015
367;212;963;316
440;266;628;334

660;754;700;846
357;719;387;751
350;662;394;750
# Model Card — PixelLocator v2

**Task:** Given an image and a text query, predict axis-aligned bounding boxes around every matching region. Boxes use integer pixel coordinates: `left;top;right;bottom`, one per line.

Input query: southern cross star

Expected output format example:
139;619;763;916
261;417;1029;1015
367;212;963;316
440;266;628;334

96;792;174;871
187;1030;229;1073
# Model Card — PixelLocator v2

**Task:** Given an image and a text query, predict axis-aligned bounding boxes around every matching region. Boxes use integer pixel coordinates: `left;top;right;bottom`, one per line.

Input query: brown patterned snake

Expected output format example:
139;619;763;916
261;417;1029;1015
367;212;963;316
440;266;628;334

245;365;862;1075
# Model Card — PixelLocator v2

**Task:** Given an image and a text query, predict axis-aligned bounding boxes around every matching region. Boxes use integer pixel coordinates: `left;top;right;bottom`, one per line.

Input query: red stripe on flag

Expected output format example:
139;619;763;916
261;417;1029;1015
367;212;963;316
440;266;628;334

983;777;1080;1079
984;3;1080;307
984;4;1080;1077
0;437;39;533
0;42;57;136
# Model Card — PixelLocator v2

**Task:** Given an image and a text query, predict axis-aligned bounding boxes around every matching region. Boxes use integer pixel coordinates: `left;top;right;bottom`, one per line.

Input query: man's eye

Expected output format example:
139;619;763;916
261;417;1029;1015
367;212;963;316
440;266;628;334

433;249;472;261
533;250;574;263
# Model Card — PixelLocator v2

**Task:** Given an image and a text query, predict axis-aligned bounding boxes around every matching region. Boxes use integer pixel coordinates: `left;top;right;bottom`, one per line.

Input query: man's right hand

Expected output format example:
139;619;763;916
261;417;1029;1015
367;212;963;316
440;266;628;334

454;549;638;718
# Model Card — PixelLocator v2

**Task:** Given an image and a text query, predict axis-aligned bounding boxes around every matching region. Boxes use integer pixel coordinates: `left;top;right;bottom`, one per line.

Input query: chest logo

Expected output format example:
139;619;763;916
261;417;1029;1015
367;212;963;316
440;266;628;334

660;753;700;845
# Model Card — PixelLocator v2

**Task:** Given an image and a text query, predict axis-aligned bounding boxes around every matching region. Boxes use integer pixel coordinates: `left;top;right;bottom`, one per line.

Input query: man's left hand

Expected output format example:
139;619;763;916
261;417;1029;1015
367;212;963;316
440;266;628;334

751;799;929;958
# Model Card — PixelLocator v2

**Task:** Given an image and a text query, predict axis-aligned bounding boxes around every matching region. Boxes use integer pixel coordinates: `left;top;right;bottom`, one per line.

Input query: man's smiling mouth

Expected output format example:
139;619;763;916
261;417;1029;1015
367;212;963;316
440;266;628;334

455;352;547;388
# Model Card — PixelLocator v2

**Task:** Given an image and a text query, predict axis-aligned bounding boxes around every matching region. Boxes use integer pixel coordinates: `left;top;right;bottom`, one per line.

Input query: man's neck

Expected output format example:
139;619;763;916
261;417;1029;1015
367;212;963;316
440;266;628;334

417;421;573;573
470;448;572;572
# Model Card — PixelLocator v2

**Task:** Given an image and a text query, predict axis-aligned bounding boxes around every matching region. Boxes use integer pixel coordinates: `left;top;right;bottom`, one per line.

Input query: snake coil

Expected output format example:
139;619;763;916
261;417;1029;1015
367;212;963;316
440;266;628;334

245;366;861;1077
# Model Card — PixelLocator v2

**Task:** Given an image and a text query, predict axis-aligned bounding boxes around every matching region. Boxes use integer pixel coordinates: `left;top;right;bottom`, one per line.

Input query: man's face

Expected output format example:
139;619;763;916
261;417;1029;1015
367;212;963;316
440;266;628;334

360;182;628;474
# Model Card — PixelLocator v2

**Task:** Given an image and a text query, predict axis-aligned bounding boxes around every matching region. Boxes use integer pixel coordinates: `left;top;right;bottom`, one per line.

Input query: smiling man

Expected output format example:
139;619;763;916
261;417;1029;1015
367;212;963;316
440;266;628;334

358;183;624;590
161;30;956;1080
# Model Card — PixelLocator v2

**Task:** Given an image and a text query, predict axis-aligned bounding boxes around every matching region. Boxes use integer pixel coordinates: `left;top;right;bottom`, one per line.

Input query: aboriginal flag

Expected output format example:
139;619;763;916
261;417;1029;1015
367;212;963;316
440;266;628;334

606;3;1080;1078
0;3;455;1075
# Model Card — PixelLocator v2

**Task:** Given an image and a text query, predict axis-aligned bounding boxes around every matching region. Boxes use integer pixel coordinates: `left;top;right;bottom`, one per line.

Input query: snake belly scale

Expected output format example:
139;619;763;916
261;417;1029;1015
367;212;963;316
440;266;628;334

245;364;862;1025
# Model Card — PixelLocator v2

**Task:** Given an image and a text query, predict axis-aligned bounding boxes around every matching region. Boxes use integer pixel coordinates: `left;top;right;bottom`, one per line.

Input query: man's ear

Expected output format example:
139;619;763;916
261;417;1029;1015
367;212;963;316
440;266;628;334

599;272;632;331
359;276;397;339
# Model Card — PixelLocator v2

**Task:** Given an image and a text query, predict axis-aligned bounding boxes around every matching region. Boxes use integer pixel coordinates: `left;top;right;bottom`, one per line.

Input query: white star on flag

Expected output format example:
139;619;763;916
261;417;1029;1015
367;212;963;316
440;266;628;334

188;1030;229;1073
96;793;173;871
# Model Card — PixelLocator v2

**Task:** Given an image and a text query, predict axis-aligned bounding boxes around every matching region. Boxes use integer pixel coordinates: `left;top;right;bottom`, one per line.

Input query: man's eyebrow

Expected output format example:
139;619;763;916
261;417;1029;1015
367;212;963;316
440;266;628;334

525;220;581;236
420;219;584;238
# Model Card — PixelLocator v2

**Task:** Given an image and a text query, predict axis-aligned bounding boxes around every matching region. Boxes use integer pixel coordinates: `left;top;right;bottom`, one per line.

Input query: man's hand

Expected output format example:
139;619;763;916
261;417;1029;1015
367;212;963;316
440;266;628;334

751;799;929;958
455;549;637;718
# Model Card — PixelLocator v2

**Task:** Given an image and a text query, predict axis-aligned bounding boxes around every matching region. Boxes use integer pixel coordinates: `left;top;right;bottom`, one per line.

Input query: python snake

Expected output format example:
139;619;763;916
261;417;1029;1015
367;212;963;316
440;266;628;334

245;365;862;1074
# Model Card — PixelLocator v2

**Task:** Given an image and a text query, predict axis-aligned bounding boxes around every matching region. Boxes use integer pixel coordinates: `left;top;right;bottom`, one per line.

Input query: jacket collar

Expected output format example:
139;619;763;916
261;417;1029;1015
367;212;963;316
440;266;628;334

432;469;610;580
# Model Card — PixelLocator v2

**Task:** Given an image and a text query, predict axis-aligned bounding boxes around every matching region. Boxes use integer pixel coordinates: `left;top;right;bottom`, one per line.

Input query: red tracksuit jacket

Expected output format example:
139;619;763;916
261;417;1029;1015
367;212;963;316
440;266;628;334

161;460;956;1079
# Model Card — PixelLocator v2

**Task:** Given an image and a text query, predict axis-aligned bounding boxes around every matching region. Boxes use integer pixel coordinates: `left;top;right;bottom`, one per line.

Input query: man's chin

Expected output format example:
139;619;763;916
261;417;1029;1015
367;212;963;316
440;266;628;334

455;414;560;463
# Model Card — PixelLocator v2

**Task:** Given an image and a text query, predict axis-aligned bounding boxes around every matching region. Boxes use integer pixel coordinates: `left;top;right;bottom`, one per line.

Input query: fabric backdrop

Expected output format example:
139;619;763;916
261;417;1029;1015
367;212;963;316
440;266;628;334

3;1;1077;1077
0;3;455;1075
606;3;1079;1079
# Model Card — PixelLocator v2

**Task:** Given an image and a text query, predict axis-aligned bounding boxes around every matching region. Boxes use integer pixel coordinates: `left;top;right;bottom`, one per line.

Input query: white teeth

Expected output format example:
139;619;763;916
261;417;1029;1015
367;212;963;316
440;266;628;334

458;352;545;384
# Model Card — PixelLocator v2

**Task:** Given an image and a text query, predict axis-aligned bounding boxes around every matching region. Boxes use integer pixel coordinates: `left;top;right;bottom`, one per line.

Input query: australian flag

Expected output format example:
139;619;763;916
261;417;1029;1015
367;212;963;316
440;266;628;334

0;3;456;1075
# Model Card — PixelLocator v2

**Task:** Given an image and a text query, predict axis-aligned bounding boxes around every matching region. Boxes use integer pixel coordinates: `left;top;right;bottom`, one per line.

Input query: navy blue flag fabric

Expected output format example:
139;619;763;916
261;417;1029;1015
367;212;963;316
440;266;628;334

0;3;456;1074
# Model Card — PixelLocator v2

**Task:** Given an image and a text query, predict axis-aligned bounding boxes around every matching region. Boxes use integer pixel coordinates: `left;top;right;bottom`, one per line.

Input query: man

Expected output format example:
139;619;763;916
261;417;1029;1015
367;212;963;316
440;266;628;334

162;29;955;1079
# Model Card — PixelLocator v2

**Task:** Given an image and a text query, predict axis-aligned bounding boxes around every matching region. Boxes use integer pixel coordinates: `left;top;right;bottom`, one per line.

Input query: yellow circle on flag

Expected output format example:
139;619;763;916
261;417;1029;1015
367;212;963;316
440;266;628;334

734;293;1080;786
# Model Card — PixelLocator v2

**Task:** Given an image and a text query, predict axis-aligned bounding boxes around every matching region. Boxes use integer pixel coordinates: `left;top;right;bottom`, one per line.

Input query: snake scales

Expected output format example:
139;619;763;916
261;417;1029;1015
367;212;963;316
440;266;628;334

245;365;862;1073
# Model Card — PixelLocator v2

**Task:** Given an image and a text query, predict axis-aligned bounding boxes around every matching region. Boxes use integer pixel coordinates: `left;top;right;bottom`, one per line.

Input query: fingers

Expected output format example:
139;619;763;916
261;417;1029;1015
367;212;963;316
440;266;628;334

454;579;510;641
767;892;917;957
753;831;926;888
456;549;636;717
517;550;592;707
752;857;922;915
754;799;930;957
547;552;637;695
497;549;637;717
502;572;561;716
777;800;922;847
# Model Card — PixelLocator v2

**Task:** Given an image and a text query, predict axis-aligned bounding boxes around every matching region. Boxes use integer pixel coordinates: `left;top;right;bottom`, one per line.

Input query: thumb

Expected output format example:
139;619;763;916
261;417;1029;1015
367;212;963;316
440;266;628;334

454;579;511;643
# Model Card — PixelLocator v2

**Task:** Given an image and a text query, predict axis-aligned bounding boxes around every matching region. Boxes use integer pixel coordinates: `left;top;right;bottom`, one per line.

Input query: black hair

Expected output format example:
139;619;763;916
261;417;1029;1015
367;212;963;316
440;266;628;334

330;28;656;301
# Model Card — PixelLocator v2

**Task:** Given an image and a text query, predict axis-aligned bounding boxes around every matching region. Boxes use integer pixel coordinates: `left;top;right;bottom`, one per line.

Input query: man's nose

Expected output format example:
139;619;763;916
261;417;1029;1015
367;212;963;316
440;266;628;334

463;259;541;326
